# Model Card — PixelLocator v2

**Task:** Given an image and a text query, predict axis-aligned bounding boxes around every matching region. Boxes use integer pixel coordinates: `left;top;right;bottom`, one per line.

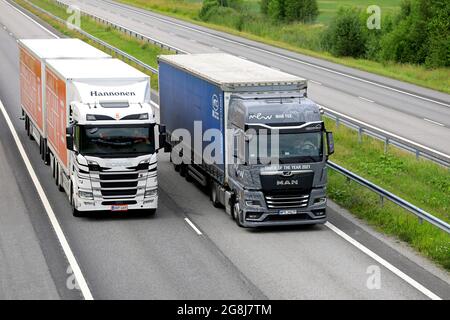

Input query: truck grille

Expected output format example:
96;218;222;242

264;194;309;209
93;170;143;200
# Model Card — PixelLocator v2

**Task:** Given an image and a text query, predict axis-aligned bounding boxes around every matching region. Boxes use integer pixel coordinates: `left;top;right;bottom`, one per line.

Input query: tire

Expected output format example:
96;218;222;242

142;209;156;216
43;139;49;165
54;162;59;186
233;200;245;228
179;164;187;177
185;168;193;182
71;185;83;217
210;182;221;208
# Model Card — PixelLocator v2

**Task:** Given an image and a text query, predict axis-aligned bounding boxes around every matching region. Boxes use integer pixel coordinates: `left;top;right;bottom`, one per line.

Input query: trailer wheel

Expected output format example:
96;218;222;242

210;182;221;208
54;162;59;186
42;139;49;165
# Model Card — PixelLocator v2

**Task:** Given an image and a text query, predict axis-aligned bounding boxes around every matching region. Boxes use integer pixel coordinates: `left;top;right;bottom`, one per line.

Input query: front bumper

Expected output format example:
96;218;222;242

74;195;158;212
240;188;327;227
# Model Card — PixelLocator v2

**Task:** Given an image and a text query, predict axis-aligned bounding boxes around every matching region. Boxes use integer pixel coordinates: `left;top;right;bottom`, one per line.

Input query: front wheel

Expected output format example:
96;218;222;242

71;184;83;217
233;201;245;228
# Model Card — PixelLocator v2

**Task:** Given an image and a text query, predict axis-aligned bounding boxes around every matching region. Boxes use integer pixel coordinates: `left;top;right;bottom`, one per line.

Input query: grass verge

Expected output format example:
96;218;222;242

15;0;450;270
324;117;450;270
15;0;172;88
117;0;450;94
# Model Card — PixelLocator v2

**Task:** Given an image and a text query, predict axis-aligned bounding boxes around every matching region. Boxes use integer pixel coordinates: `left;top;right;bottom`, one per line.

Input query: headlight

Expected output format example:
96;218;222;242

245;200;262;207
314;197;327;205
145;189;157;198
79;191;94;200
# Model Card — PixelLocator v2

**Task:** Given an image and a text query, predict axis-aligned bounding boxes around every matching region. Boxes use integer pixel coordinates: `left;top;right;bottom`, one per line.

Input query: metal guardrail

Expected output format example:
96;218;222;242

328;162;450;234
16;0;450;234
54;0;187;54
322;107;450;168
22;0;159;74
42;0;450;169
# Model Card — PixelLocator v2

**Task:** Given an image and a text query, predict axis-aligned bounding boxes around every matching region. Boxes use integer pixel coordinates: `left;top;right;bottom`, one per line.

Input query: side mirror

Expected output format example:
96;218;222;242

326;131;334;155
157;124;167;151
66;125;74;151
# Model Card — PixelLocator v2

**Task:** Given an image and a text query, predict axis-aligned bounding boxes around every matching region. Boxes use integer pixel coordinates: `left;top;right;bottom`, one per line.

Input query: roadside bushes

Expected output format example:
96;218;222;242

262;0;319;23
321;7;366;57
322;0;449;68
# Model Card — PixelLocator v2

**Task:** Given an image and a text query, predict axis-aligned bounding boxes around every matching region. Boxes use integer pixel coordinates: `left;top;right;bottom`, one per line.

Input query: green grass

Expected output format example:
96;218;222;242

324;117;450;270
316;0;402;25
15;0;172;88
117;0;450;94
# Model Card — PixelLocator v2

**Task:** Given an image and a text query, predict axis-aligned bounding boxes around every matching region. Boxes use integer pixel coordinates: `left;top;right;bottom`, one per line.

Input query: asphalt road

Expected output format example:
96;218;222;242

0;0;449;300
55;0;450;156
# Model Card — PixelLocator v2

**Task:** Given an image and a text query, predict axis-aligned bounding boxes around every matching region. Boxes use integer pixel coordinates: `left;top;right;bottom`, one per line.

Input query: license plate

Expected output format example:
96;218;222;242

279;209;297;215
111;205;128;212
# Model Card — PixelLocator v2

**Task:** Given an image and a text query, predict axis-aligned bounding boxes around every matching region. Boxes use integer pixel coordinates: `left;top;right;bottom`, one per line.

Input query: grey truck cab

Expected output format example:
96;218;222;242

225;93;334;226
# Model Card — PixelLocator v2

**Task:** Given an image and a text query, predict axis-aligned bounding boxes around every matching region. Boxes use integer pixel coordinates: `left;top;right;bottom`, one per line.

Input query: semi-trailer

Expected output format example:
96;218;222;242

19;38;111;162
19;39;164;216
159;53;334;227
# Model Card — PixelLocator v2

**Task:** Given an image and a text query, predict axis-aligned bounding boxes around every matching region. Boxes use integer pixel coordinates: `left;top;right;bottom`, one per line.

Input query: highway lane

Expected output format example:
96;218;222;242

56;0;450;155
1;0;450;299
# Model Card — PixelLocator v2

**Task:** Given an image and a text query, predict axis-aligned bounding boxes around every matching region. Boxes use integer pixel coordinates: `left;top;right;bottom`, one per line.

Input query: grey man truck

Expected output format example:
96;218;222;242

159;53;334;227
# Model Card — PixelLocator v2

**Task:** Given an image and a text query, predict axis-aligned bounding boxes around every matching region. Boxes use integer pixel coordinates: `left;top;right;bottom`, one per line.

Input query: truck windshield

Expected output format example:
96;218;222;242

78;125;155;156
248;131;323;164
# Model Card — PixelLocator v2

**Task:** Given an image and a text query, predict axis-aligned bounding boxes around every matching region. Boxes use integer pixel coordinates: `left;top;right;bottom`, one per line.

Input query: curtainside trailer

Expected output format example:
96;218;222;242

159;53;334;227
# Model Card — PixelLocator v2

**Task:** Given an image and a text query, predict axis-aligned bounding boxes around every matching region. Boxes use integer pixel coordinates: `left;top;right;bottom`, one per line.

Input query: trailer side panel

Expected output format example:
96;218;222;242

45;68;68;169
19;46;43;133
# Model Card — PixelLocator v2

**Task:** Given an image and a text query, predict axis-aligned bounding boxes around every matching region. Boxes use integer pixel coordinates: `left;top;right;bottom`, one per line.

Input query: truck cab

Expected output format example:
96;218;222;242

225;93;334;226
66;100;163;215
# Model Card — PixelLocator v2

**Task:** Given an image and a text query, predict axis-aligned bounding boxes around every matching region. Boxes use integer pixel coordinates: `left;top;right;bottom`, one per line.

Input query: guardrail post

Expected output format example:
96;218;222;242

336;117;340;128
380;195;384;207
384;137;389;153
416;150;420;160
358;127;362;143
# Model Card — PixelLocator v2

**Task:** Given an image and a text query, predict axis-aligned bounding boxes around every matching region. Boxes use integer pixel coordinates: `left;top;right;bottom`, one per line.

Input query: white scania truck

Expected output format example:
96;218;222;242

19;39;164;216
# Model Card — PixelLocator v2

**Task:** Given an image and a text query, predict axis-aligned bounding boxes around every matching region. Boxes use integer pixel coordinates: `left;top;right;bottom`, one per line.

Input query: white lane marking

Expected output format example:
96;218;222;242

150;100;160;110
423;118;445;127
94;0;450;108
184;218;202;235
271;67;281;71
238;56;248;60
358;96;375;103
0;100;93;300
318;104;450;160
2;0;59;38
325;222;441;300
310;80;322;85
